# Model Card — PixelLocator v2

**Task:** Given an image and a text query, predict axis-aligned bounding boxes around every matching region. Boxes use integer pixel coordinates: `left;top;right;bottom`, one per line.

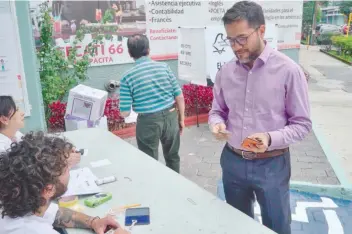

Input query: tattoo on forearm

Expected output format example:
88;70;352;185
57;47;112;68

53;208;92;229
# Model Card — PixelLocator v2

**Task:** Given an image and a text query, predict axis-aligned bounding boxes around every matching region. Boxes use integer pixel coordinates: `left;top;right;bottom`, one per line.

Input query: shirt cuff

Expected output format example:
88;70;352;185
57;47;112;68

267;130;284;148
208;115;225;126
174;89;182;97
120;106;131;112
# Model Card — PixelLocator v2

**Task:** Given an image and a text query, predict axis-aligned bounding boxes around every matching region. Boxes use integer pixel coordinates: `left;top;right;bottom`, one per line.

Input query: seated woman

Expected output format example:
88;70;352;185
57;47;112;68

0;96;24;151
0;96;80;168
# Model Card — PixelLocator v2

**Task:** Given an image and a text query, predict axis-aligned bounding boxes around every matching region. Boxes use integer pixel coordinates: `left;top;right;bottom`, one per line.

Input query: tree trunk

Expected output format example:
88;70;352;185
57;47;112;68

311;1;319;45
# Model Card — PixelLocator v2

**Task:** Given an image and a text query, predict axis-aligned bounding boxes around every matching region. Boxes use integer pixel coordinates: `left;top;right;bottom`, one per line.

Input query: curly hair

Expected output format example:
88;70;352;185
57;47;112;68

0;131;73;218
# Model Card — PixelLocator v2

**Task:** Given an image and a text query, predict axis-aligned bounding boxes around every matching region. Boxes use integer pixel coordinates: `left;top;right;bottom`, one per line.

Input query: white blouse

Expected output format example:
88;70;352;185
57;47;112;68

0;131;24;152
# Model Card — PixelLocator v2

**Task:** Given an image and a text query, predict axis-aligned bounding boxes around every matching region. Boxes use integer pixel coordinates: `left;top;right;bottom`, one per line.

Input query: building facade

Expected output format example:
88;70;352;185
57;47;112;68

1;1;302;132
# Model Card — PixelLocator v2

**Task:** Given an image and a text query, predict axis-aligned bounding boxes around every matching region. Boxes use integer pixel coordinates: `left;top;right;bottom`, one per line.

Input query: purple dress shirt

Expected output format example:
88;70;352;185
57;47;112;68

209;44;312;151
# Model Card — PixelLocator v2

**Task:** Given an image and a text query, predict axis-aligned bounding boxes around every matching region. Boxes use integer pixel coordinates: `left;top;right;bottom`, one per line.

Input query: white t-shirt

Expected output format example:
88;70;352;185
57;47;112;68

0;203;59;234
0;131;23;152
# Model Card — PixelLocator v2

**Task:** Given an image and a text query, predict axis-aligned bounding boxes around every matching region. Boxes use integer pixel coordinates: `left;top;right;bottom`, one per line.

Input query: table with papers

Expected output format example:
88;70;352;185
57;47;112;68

62;128;275;234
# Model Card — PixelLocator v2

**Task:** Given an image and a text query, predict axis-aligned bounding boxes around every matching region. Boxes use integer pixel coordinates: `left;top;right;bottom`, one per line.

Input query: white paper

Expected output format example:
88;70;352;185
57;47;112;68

62;167;102;197
124;108;138;124
96;116;108;130
90;159;112;168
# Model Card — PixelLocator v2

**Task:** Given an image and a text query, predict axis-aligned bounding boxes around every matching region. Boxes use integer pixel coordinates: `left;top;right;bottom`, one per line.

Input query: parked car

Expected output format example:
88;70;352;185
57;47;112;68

315;24;342;45
316;24;341;36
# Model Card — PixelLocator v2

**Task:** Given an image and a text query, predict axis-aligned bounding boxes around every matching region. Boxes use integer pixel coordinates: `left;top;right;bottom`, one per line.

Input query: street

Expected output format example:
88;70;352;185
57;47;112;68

300;45;352;188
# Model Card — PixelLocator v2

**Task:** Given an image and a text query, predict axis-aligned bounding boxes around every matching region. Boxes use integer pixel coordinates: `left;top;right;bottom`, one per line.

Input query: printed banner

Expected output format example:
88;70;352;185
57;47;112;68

1;1;30;116
180;24;278;84
178;27;207;86
30;0;303;66
204;25;234;83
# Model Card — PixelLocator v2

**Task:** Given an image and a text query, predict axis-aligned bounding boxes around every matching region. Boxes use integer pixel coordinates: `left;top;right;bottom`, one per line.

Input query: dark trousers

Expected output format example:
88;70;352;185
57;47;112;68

136;108;180;173
221;144;291;234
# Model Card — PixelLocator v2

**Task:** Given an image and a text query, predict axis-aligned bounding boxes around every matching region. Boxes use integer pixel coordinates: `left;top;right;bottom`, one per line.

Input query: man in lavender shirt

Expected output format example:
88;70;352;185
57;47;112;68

209;1;312;234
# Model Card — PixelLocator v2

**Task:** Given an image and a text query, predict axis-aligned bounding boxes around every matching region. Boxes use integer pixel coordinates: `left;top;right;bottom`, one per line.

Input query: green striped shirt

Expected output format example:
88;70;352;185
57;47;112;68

119;56;182;114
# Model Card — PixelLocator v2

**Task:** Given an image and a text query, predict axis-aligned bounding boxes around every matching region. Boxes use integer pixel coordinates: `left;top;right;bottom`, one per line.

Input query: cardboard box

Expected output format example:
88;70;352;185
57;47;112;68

66;84;108;121
64;115;108;131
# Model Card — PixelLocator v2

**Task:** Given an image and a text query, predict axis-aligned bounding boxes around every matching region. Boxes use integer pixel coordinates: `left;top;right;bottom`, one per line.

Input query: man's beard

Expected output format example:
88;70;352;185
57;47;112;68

235;38;262;64
52;181;68;199
235;51;260;64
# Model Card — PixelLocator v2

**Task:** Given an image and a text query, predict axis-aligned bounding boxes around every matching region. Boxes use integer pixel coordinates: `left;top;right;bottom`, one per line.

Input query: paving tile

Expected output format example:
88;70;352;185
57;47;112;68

301;168;328;177
205;177;219;187
211;163;221;171
197;168;220;178
291;161;313;169
202;156;220;164
297;156;327;163
316;176;340;185
189;162;211;171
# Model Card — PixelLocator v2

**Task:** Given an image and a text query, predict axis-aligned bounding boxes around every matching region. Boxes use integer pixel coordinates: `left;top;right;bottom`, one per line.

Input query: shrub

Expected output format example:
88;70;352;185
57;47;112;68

182;84;213;117
317;32;341;51
47;84;215;132
331;36;352;56
47;101;67;132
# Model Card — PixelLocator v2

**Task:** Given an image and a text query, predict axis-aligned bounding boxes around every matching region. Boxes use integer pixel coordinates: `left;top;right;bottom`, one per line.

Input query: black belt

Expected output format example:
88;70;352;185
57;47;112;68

138;105;175;116
227;143;289;160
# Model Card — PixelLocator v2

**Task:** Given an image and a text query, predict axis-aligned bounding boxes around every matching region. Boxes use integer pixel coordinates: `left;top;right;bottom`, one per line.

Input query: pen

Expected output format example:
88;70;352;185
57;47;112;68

121;204;141;209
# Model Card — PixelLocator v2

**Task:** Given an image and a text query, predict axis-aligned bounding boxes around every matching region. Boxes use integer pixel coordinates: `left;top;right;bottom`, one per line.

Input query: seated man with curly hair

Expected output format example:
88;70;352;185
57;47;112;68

0;131;129;234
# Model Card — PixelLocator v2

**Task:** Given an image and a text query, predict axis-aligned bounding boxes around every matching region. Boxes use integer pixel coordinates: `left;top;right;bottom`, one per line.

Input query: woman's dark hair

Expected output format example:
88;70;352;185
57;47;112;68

0;131;73;218
127;34;150;59
0;96;16;129
222;1;265;28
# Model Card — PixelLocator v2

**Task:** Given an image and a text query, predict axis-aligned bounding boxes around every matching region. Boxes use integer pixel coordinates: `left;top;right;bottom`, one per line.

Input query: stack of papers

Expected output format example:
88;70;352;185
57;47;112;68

62;167;102;197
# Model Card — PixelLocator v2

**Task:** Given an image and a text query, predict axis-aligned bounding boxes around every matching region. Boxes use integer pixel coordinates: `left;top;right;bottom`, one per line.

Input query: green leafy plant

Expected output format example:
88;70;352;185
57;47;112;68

103;8;115;23
37;2;111;121
331;35;352;59
317;32;341;51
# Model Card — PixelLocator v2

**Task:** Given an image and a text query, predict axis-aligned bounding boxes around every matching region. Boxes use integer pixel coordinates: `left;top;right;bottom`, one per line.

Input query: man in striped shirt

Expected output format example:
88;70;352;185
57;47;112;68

119;34;185;173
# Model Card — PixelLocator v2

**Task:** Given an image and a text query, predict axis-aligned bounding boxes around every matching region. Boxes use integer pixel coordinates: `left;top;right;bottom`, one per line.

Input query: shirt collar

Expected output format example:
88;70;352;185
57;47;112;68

235;41;272;67
258;41;272;64
135;56;151;64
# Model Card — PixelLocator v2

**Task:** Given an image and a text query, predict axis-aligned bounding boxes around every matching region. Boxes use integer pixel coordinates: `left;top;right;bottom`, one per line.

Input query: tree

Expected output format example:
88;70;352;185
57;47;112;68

302;1;330;41
302;1;315;38
337;1;352;17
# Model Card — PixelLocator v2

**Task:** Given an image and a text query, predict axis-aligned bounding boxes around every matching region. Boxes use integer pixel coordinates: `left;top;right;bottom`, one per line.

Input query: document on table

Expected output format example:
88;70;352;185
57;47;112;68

90;159;112;168
62;167;102;197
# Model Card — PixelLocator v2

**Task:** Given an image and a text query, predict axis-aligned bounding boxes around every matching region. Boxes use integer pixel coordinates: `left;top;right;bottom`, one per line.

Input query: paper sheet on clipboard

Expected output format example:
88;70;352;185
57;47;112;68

62;167;102;197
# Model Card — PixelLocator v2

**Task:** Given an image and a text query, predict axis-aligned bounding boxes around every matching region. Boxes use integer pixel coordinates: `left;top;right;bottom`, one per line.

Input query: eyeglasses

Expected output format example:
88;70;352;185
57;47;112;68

225;27;259;46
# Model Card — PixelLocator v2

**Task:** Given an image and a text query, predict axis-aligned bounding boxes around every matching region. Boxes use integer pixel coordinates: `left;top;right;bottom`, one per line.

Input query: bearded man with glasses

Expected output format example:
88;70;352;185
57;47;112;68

209;1;312;234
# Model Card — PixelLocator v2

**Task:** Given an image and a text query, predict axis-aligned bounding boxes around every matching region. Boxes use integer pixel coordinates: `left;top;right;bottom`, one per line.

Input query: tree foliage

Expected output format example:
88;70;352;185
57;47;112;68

337;1;352;16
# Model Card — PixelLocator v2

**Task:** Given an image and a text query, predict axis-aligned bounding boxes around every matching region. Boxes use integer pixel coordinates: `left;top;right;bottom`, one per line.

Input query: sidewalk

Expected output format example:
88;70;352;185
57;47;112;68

300;45;352;188
125;123;339;196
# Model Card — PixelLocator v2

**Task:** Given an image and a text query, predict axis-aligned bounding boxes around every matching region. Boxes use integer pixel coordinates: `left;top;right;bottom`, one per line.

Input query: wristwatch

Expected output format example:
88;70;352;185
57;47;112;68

267;133;272;146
